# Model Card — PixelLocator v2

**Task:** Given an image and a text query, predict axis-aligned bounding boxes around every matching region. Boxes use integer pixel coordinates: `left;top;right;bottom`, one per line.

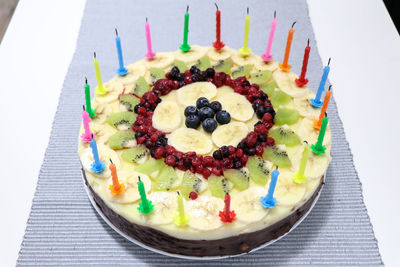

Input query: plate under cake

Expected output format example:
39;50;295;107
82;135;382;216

78;45;332;258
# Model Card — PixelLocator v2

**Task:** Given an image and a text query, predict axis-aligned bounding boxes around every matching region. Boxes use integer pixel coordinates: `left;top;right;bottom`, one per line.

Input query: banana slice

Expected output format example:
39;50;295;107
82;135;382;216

112;62;146;85
253;57;279;72
80;144;120;179
217;92;254;121
177;82;217;106
293;92;321;118
273;69;309;98
187;196;224;231
106;171;151;204
144;52;175;69
90;123;116;144
232;186;269;223
208;46;232;61
168;128;213;155
212;85;234;101
297;118;331;147
291;146;331;180
90;101;114;124
152;100;183;132
231;50;258;66
174;45;209;64
273;171;306;207
147;191;177;225
211;121;249;148
93;81;124;103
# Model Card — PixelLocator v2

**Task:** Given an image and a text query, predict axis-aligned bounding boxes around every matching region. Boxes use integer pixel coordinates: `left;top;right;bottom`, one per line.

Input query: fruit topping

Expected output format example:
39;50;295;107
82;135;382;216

131;76;150;97
274;107;299;125
223;169;249;191
108;130;136;149
119;94;140;112
208;176;231;199
215;110;231;124
202;118;218;133
184;105;198;117
106;112;137;130
247;156;272;185
262;145;292;168
185;115;201;129
121;146;148;164
268;125;301;147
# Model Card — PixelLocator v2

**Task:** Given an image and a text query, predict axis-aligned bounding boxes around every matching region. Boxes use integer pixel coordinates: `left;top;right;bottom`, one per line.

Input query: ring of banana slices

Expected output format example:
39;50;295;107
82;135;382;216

79;45;331;254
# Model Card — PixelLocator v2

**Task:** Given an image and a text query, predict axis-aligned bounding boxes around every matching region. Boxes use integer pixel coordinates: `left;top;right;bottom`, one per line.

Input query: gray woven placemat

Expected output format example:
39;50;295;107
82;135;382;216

16;0;383;266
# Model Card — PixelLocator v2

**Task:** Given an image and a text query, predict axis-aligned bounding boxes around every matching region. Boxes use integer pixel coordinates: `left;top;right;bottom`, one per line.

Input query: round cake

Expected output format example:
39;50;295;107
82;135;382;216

78;45;332;258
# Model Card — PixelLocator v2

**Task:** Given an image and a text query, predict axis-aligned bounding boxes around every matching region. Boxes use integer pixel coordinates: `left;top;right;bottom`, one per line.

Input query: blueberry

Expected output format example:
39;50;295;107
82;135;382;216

199;71;208;81
265;106;276;118
198;106;214;120
213;150;223;160
247;148;257;156
184;105;198;117
205;68;215;78
210;101;222;112
233;159;243;169
220;146;229;158
190;66;200;74
258;134;267;142
185;115;201;129
216;110;231;124
191;74;200;83
134;104;142;114
237;141;246;150
156;137;167;147
256;106;266;119
196;97;210;109
202;118;218;133
176;73;185;81
171;66;180;75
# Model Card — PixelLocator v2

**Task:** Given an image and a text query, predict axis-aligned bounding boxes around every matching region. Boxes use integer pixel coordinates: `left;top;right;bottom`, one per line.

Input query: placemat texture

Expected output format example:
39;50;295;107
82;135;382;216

17;0;383;266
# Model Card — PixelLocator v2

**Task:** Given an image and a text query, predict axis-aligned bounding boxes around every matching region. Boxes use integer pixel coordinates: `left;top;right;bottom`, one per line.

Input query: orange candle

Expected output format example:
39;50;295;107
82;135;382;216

279;22;296;72
109;159;125;195
314;86;332;129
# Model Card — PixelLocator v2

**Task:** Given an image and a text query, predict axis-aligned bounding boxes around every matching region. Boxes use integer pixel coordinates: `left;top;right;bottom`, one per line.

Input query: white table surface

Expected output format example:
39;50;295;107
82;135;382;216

0;0;399;266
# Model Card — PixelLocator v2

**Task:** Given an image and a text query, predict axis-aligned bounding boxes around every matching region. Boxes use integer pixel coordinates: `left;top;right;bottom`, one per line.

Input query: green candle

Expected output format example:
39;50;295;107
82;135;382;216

179;6;191;52
84;78;96;118
311;116;328;155
137;176;154;215
293;142;310;183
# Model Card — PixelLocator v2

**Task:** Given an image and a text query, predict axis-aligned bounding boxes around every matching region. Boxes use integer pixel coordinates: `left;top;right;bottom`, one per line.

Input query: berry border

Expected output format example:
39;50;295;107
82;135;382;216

131;66;276;178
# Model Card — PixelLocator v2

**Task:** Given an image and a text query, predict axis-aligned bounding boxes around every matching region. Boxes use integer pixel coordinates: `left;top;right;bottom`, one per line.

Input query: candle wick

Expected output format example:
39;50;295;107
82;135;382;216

328;57;331;66
247;7;249;15
83;105;85;111
291;21;296;28
138;176;141;181
146;17;148;22
91;133;94;139
186;5;189;13
93;52;96;59
85;77;88;84
109;158;113;164
276;166;279;170
303;140;309;144
115;28;118;37
328;85;332;91
325;112;328;117
215;3;218;10
307;38;310;46
177;191;180;195
274;10;276;19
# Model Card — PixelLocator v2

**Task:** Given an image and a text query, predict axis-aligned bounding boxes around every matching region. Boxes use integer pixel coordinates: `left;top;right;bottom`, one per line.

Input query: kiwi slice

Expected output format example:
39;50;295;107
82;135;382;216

263;145;292;168
231;65;252;79
251;70;272;84
121;146;148;164
270;89;292;108
119;94;140;112
106;112;137;130
135;158;165;176
153;166;180;191
260;80;278;96
108;130;136;149
132;76;150;97
180;171;203;199
208;175;231;199
213;58;233;73
274;107;299;125
149;67;165;83
247;157;271;186
193;56;212;71
171;59;188;72
268;126;301;147
223;169;249;191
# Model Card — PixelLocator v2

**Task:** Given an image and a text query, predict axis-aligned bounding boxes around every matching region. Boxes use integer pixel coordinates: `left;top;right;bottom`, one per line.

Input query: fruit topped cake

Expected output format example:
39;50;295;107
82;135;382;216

78;44;332;257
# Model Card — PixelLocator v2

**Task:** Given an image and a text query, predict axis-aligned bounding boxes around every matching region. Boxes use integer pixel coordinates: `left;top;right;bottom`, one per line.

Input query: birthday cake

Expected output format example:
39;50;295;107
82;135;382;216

78;12;332;258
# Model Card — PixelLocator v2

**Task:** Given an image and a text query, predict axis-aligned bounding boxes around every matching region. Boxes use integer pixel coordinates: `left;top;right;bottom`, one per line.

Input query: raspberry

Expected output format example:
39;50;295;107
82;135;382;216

191;157;202;167
212;160;221;168
267;137;275;146
202;168;211;178
203;156;214;167
165;145;175;155
165;155;176;166
184;70;191;77
256;145;264;156
235;148;244;158
222;158;232;168
262;113;273;123
137;136;146;144
212;167;222;176
189;191;198;200
184;76;193;84
228;145;236;155
241;154;249;164
195;165;204;173
138;107;147;115
150;134;158;142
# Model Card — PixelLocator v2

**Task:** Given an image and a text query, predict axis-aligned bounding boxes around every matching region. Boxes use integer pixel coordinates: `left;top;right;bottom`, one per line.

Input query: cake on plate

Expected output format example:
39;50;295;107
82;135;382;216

78;45;331;257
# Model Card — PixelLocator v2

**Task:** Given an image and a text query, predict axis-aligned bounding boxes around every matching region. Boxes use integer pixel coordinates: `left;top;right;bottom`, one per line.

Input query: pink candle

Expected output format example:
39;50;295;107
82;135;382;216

81;106;94;143
144;18;156;59
261;11;277;62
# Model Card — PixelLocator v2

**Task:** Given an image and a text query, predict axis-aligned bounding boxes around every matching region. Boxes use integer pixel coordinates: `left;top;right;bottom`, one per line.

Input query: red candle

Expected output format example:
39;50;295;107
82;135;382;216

219;193;236;223
212;3;225;50
295;39;311;87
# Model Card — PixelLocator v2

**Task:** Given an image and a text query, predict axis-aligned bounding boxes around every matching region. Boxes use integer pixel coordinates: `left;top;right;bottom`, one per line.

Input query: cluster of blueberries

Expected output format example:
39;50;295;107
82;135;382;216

184;97;231;133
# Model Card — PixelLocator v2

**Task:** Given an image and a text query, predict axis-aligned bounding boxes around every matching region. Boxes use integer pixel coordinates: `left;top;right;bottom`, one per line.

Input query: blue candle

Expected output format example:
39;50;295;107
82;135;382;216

115;28;128;76
90;135;106;173
260;168;279;208
310;58;331;108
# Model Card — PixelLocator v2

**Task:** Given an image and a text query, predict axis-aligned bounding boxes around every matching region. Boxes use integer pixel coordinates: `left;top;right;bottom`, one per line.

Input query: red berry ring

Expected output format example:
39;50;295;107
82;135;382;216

132;66;276;179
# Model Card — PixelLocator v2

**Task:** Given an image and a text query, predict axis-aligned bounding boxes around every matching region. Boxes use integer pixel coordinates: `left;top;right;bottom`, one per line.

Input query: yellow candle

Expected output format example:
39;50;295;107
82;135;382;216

279;22;296;72
93;52;108;95
238;8;252;56
293;142;310;184
173;192;189;226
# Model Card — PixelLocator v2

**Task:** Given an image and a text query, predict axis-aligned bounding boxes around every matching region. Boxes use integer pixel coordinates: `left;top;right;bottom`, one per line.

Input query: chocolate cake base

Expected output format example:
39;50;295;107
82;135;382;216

82;169;324;258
